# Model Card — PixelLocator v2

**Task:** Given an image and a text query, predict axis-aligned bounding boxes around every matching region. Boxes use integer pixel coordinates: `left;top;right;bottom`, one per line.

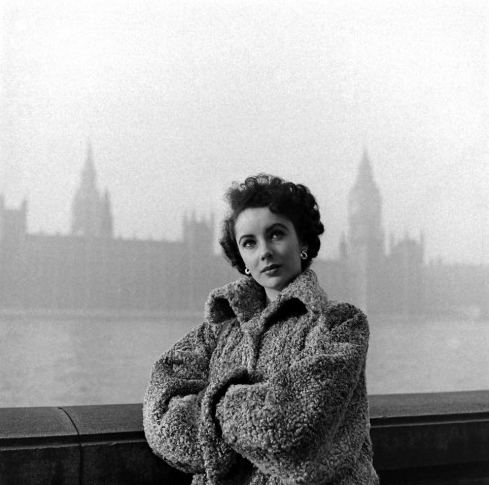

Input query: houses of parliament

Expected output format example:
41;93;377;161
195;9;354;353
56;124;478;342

0;145;487;317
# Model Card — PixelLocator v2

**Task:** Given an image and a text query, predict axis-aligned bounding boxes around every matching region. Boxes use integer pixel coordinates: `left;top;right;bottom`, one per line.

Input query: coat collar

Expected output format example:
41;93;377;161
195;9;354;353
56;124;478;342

204;269;328;325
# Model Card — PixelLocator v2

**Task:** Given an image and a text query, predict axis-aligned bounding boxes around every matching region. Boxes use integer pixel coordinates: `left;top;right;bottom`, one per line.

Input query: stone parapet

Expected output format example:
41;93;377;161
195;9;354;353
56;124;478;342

1;391;488;484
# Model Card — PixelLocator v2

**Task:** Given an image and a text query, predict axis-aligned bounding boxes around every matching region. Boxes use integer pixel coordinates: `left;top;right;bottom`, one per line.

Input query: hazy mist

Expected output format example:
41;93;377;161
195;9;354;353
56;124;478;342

1;0;488;264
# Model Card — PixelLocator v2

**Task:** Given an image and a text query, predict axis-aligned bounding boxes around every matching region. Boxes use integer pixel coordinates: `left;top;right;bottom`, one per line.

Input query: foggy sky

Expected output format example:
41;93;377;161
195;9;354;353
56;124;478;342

1;0;488;264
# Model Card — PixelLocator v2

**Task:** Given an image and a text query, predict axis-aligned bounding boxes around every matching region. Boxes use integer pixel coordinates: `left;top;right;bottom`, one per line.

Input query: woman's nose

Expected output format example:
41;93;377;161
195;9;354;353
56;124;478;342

260;243;273;260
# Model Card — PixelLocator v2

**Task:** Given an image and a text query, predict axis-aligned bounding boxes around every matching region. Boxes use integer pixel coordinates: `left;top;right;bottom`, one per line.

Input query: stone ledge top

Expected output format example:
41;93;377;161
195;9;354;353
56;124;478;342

369;390;489;421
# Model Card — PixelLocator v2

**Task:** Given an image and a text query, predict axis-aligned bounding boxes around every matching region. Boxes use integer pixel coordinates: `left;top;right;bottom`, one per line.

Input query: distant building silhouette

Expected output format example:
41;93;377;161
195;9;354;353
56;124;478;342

347;150;385;313
309;151;429;316
0;147;487;316
71;142;113;238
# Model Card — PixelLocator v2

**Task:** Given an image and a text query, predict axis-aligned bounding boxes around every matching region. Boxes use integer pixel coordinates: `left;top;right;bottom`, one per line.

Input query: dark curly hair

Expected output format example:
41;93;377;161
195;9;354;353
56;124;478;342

219;174;324;275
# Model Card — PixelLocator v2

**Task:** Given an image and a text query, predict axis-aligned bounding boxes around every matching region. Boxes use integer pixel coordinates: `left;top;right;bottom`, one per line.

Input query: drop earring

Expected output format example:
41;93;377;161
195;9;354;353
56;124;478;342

245;268;251;275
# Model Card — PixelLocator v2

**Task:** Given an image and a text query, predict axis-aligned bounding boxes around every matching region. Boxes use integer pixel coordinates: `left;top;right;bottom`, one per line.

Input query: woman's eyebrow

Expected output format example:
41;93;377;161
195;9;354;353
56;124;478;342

238;233;255;244
266;223;289;232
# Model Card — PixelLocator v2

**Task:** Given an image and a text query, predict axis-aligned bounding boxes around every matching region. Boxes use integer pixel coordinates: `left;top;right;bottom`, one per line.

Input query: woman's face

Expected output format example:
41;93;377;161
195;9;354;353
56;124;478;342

234;207;307;303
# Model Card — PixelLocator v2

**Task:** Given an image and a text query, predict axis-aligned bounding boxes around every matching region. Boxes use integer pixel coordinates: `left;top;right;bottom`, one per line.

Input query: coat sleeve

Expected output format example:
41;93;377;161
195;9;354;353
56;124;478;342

143;321;223;474
215;303;370;482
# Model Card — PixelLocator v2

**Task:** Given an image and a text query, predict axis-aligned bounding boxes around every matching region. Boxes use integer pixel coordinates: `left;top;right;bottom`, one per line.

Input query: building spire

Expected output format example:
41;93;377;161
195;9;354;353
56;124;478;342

86;138;94;166
347;149;385;314
71;140;112;238
82;139;97;187
355;147;376;188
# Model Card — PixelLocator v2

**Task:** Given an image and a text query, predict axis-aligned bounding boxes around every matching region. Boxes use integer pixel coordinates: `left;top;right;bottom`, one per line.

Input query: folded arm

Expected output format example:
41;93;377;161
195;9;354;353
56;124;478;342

215;304;369;482
143;321;218;474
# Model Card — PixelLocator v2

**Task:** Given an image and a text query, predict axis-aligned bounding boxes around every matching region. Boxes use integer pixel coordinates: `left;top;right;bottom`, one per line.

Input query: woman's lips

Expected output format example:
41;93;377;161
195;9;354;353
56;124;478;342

262;264;281;274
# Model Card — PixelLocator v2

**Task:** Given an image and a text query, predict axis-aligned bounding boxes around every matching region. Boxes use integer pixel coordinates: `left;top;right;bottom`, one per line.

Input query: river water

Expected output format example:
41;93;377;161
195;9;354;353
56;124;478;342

1;314;488;407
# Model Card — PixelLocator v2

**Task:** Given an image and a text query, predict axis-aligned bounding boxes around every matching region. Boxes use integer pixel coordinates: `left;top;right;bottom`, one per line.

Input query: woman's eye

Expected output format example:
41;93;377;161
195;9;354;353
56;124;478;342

270;231;284;240
242;239;255;248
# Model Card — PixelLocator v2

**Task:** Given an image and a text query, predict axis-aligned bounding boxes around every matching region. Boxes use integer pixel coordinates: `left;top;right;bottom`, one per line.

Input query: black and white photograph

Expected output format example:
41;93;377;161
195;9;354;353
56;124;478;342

1;1;488;484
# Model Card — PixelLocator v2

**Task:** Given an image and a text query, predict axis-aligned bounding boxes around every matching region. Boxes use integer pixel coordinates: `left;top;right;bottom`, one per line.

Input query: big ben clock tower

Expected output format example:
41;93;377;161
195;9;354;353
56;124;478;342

347;150;385;313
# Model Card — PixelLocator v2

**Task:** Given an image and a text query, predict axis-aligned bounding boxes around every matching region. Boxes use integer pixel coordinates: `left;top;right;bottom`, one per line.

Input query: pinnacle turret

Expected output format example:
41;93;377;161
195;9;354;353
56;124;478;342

81;140;97;188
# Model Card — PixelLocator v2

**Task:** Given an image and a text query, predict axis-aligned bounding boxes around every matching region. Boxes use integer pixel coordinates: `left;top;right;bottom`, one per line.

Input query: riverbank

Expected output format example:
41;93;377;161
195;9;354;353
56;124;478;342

0;308;203;322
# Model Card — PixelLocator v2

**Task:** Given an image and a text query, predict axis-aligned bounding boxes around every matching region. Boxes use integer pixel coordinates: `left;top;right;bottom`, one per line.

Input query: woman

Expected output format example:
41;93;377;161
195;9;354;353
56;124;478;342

143;174;379;485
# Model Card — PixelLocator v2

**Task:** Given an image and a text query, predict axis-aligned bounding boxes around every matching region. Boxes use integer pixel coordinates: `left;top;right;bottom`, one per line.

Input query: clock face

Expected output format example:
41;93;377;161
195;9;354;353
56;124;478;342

350;196;381;220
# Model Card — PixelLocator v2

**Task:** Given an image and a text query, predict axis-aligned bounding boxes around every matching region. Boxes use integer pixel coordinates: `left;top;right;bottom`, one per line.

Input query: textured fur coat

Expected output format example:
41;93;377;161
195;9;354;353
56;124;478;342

143;269;378;484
